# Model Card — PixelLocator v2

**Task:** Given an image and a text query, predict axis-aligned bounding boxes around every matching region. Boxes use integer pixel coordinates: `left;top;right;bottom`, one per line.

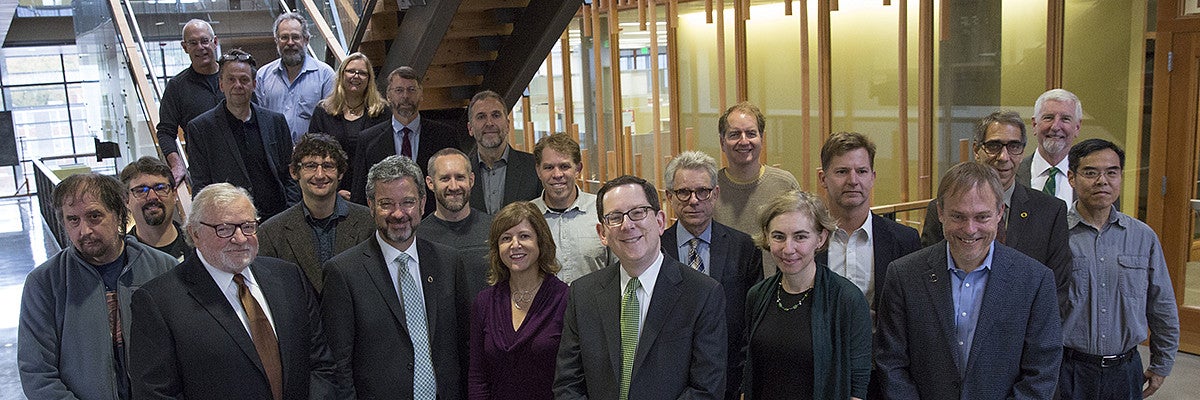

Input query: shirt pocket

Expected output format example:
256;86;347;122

1069;258;1090;303
1117;255;1149;303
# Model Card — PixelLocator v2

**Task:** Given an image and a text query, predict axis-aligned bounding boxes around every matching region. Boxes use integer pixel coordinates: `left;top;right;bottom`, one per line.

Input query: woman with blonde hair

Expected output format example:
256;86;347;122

468;201;569;399
742;190;872;399
308;52;389;191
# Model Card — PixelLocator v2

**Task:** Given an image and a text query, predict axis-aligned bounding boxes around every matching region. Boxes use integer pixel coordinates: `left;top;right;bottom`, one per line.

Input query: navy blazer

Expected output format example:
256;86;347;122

816;213;920;310
129;254;339;399
874;243;1062;400
320;237;465;400
349;117;467;210
554;258;728;400
185;101;299;217
660;221;762;400
468;146;543;214
920;183;1072;293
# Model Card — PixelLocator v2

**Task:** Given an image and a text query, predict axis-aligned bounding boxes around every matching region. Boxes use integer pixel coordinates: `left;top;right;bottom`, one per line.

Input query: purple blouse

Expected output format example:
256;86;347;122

468;274;569;400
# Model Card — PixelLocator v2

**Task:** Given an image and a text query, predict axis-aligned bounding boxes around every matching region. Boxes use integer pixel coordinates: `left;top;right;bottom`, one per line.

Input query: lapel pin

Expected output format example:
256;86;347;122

929;273;938;283
1020;212;1028;218
427;276;434;283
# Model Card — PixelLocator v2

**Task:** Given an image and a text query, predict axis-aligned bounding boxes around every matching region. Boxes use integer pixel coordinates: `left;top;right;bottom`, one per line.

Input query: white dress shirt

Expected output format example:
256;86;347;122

199;252;277;337
1030;148;1072;205
618;252;665;337
828;215;875;304
377;232;426;304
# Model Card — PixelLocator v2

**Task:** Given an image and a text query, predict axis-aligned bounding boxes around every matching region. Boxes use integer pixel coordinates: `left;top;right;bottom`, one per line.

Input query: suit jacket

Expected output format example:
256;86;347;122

1016;156;1034;189
350;117;465;208
920;183;1072;292
874;243;1061;400
468;146;543;213
817;213;921;309
258;199;376;292
186;101;300;216
129;253;339;400
554;257;728;400
321;237;465;400
660;221;762;400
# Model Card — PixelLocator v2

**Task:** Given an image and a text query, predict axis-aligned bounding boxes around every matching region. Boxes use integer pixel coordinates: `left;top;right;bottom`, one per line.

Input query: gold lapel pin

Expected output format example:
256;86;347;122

1020;212;1029;218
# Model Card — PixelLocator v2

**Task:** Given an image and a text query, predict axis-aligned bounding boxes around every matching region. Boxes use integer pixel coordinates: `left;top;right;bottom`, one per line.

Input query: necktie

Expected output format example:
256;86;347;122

233;274;283;400
1042;166;1059;196
620;277;641;400
400;127;413;159
687;238;705;272
396;253;438;399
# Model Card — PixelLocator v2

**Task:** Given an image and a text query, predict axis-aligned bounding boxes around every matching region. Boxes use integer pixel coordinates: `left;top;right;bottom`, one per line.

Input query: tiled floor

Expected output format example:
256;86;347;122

0;196;1197;399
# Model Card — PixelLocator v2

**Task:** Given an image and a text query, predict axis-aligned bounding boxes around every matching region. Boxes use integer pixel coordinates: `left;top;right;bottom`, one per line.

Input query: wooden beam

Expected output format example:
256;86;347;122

918;0;934;199
898;0;909;201
299;0;347;64
734;0;748;102
591;3;609;181
668;0;682;156
561;31;575;132
1045;0;1064;89
799;0;812;189
717;0;727;111
546;50;557;134
650;0;663;188
610;0;626;172
380;0;464;89
818;0;832;138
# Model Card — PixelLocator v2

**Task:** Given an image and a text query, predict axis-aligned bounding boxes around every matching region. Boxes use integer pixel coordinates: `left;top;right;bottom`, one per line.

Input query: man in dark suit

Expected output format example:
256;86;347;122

466;90;542;214
129;183;339;400
555;175;727;399
876;162;1061;400
659;151;761;400
258;134;375;292
321;155;465;399
1017;88;1082;206
186;49;299;222
922;111;1071;291
350;66;469;213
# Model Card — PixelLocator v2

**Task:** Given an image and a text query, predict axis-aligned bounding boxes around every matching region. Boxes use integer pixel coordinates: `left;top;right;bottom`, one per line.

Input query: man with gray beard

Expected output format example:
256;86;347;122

255;12;334;143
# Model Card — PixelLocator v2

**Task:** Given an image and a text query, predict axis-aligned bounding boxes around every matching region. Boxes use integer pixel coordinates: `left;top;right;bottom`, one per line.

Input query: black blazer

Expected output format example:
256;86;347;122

185;102;299;215
816;213;921;309
350;117;465;209
920;183;1072;292
468;146;543;214
257;200;377;292
660;221;762;400
320;237;464;400
129;253;338;400
554;258;728;399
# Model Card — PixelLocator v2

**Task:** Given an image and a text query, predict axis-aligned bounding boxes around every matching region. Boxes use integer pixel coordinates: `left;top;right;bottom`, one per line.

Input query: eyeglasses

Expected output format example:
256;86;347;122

601;205;656;227
199;221;258;238
978;140;1026;156
1077;168;1121;180
375;199;420;212
220;53;254;63
345;69;368;78
667;187;714;201
300;161;338;172
184;37;213;47
129;183;172;199
276;34;306;43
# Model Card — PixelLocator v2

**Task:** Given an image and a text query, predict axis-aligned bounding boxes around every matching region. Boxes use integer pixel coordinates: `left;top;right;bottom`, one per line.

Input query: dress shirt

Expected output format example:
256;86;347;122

674;222;712;276
828;215;873;300
476;146;512;214
197;252;277;336
376;232;427;305
1064;205;1179;376
254;55;335;142
391;116;422;160
947;243;994;377
618;252;665;336
532;189;610;284
302;196;351;264
1030;148;1072;205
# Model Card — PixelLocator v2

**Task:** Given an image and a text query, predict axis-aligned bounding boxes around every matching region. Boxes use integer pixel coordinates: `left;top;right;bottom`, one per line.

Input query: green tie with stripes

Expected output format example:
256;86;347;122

620;277;642;400
1043;166;1059;196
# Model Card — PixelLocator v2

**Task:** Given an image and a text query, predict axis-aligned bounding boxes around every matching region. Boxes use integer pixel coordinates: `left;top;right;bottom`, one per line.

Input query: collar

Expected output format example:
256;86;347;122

533;186;595;214
391;115;422;134
475;145;513;167
675;220;713;247
197;250;258;288
946;242;995;273
301;195;350;221
1030;148;1069;178
835;212;874;241
271;55;320;75
376;231;419;266
620;251;665;297
221;100;255;123
1067;203;1124;230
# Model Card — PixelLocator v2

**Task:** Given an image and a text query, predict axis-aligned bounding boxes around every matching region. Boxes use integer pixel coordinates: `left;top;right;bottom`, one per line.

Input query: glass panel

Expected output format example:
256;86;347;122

3;52;65;86
676;1;733;158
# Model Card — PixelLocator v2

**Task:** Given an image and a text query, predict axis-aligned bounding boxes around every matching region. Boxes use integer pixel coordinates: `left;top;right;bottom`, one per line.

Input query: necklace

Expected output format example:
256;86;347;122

775;282;813;311
512;284;539;310
345;99;365;116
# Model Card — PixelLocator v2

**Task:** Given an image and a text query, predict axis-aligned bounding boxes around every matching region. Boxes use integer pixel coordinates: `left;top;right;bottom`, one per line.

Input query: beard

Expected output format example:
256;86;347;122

436;190;468;213
141;200;168;226
381;217;415;245
214;245;256;272
280;48;303;67
1041;137;1067;155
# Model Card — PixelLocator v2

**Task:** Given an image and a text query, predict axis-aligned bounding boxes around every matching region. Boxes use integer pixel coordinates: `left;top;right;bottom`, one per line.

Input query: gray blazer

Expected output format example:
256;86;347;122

258;200;376;292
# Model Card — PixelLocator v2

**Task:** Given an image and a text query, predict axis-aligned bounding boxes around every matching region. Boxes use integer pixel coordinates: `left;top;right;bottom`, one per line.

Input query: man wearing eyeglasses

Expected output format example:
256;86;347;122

258;134;375;292
255;12;335;143
660;151;762;400
119;156;191;259
158;19;224;185
129;183;340;399
531;133;611;284
921;111;1072;293
19;173;177;400
555;175;727;399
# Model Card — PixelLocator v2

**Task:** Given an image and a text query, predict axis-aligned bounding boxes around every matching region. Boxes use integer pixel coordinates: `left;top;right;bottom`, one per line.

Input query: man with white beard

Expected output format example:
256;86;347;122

1016;88;1082;206
255;12;334;143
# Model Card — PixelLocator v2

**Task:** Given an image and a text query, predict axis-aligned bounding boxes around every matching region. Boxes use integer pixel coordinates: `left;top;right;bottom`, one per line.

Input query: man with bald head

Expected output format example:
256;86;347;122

157;19;224;184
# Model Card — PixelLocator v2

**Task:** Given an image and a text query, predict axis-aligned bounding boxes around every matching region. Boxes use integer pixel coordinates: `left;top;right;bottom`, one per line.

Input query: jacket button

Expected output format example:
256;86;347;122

407;362;414;371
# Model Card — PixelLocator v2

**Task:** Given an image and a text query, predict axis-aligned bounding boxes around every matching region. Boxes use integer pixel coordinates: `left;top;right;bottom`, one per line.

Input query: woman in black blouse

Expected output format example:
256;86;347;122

308;52;390;192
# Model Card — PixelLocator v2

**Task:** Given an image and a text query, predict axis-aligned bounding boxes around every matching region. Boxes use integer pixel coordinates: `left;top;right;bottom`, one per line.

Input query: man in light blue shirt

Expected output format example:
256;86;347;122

255;12;334;143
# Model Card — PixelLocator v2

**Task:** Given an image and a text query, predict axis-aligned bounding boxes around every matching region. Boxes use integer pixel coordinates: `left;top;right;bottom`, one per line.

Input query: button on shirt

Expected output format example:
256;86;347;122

828;216;874;302
947;243;993;376
197;252;277;336
476;146;511;214
675;223;712;276
391;116;422;159
377;232;427;306
1064;205;1179;376
1030;148;1072;206
618;252;664;336
532;189;610;284
254;55;335;143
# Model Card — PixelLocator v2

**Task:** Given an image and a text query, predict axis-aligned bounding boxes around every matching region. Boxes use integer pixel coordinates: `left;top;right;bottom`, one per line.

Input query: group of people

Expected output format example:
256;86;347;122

14;13;1181;400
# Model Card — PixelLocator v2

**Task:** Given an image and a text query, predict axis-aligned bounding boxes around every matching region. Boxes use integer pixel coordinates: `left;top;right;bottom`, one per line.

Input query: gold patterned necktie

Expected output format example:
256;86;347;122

233;273;282;400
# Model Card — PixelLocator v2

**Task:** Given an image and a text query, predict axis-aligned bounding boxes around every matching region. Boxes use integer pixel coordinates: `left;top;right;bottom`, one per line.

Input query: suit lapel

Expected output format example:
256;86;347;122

965;248;1014;375
872;214;896;291
179;256;266;376
250;262;293;382
707;223;730;280
919;245;960;374
1006;185;1033;250
415;240;440;335
660;225;678;261
596;267;624;377
362;240;409;329
280;209;318;269
633;261;682;374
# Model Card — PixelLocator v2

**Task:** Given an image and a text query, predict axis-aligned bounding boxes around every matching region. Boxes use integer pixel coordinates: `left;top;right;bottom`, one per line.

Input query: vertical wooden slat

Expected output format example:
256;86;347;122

650;0;663;189
706;0;713;24
526;121;537;152
717;0;728;112
607;151;618;179
684;127;696;150
918;0;934;199
668;0;682;156
818;0;832;138
609;0;626;174
898;0;910;201
561;31;575;133
546;51;557;134
734;0;748;102
583;3;593;37
591;3;609;181
623;126;634;174
521;96;533;151
958;139;970;163
785;0;792;16
639;0;647;30
800;0;812;189
1046;0;1064;89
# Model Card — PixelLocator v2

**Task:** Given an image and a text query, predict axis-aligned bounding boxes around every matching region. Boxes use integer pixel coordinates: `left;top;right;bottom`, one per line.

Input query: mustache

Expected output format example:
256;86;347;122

142;200;164;211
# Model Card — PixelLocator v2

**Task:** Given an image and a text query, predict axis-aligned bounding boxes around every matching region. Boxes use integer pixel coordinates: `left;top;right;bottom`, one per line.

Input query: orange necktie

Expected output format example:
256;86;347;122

234;273;283;400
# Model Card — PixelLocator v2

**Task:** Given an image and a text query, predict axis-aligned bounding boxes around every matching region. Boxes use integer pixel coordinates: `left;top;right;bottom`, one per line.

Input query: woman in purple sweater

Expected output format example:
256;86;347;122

468;201;569;399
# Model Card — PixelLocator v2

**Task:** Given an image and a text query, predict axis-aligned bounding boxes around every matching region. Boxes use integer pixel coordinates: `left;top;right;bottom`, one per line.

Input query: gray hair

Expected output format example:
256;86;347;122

273;12;312;39
182;19;214;39
974;110;1027;144
1033;88;1083;121
664;151;718;189
366;155;425;201
186;183;257;245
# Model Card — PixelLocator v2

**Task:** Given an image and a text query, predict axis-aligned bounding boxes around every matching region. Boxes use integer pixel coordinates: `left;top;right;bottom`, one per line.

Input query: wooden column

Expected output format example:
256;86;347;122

898;0;910;201
918;0;934;199
609;0;626;176
1046;0;1064;89
650;0;664;188
561;31;575;132
818;0;833;138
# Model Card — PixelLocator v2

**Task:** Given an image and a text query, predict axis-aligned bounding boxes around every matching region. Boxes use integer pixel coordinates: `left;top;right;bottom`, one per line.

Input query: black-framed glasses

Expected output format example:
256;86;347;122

300;161;338;172
602;205;656;227
199;221;258;238
667;187;714;201
129;183;172;199
978;140;1026;156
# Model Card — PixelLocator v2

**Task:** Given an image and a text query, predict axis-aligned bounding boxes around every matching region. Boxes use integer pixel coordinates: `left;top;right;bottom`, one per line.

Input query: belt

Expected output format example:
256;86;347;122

1063;347;1137;368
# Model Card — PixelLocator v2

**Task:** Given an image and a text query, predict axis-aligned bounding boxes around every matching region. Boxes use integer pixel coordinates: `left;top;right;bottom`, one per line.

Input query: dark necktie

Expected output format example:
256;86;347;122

233;274;283;400
400;127;413;159
1042;166;1059;196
